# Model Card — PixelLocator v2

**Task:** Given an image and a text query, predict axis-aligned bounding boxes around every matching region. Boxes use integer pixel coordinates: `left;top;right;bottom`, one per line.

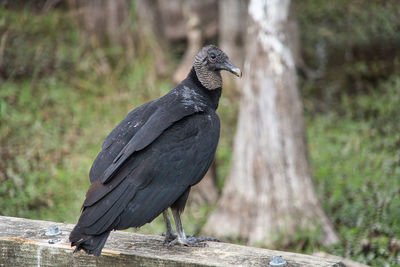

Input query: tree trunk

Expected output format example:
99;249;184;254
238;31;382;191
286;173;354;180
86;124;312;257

171;0;218;84
68;0;133;48
136;0;168;76
172;0;203;84
218;0;247;96
204;0;339;247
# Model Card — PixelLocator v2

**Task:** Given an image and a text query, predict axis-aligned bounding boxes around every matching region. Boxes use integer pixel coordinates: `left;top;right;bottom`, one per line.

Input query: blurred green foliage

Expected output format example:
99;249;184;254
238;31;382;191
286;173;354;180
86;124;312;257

0;1;399;266
295;0;400;265
0;9;77;79
0;7;170;223
307;76;400;266
296;0;400;112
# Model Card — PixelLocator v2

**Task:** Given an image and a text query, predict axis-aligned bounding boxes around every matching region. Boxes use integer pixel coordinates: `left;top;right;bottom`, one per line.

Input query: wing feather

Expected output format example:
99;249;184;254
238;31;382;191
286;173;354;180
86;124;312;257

99;105;195;184
76;112;219;235
89;101;155;183
89;90;205;185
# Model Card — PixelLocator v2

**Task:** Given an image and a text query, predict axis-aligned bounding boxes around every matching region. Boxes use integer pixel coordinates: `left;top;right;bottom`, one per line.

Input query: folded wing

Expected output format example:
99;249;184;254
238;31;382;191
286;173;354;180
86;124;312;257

75;111;219;236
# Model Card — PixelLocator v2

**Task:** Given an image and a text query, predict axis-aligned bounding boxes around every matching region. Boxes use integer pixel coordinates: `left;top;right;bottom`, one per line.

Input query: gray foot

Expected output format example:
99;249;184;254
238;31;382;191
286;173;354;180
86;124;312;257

162;232;178;245
167;235;219;247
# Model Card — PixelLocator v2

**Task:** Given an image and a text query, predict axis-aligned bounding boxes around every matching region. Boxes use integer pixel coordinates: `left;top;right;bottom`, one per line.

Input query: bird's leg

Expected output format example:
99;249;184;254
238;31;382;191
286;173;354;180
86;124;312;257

162;210;177;244
167;208;219;247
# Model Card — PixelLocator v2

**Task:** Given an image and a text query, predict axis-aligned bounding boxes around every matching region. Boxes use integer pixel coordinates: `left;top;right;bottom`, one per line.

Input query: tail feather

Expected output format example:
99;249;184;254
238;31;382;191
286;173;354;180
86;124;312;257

69;226;110;257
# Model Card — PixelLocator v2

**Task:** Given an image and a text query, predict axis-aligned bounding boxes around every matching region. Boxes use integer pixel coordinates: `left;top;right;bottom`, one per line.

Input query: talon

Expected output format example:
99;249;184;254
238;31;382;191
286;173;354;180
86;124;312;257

167;238;179;247
167;209;216;248
166;235;215;247
163;232;178;245
195;236;220;242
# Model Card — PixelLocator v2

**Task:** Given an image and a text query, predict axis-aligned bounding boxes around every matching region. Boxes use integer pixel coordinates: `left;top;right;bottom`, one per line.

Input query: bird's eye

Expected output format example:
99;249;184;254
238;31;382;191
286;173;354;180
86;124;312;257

209;53;216;60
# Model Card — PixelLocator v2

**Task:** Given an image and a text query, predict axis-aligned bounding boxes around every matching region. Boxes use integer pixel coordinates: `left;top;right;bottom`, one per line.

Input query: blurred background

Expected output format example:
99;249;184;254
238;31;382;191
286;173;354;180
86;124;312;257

0;0;399;266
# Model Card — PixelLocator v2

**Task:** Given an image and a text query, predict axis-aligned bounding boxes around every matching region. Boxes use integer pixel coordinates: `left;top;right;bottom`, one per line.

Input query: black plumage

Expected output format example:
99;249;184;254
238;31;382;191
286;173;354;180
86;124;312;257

69;45;241;256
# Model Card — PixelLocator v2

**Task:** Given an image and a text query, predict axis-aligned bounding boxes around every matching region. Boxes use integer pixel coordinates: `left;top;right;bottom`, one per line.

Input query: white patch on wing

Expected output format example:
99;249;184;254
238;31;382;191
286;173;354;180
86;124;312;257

182;86;205;112
127;121;140;128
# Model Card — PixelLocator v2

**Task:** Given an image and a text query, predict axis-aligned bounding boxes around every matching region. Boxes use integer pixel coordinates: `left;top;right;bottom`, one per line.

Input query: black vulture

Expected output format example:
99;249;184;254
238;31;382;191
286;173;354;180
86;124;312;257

69;45;241;256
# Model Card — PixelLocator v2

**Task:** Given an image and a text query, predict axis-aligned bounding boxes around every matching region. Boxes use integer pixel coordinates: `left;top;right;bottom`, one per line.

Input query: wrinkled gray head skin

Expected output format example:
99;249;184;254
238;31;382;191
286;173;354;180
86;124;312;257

194;45;241;90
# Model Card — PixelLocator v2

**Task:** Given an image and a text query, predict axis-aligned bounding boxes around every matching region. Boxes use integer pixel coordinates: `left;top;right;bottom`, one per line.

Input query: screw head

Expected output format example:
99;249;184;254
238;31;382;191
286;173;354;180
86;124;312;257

45;225;62;236
48;238;61;244
269;256;287;266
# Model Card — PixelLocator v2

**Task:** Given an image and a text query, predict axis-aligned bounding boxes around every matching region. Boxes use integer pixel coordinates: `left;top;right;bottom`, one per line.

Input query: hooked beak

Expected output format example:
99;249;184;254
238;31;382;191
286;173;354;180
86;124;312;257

217;58;242;78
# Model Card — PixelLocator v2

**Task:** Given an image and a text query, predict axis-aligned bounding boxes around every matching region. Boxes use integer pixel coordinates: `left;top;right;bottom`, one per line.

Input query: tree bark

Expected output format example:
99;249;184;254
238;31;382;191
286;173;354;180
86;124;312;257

172;0;204;84
218;0;247;96
68;0;133;48
204;0;339;247
136;0;168;76
171;0;218;84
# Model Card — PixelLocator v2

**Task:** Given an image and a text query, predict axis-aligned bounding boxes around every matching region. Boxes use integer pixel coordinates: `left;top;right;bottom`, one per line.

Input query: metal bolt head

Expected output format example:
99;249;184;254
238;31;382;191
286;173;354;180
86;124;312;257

45;225;62;236
48;238;61;244
269;256;287;266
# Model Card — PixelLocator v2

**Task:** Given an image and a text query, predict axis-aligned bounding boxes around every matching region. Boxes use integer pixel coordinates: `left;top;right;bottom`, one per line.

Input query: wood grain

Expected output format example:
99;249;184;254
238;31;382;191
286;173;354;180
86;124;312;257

0;216;345;267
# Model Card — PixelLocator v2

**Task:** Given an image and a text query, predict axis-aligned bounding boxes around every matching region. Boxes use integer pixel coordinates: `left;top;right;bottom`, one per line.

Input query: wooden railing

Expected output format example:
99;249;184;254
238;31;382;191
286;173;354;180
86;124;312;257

0;215;345;266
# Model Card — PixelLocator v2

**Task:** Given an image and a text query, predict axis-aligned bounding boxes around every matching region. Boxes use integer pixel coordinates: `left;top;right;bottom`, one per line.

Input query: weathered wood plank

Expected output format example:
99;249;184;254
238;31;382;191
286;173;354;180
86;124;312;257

313;252;370;267
0;216;345;267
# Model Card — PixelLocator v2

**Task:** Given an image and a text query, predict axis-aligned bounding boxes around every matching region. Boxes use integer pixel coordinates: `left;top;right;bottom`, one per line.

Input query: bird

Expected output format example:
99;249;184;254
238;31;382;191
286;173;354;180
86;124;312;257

69;45;241;256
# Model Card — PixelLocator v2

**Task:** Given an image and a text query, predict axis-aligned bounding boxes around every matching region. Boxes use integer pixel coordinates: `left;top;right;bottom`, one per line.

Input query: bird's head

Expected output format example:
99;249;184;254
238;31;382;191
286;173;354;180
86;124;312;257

194;45;242;90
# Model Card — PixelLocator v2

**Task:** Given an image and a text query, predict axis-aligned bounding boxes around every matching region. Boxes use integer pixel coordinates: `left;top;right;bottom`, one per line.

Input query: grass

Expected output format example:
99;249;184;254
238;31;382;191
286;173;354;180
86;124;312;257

306;76;400;266
0;7;168;223
295;1;400;264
